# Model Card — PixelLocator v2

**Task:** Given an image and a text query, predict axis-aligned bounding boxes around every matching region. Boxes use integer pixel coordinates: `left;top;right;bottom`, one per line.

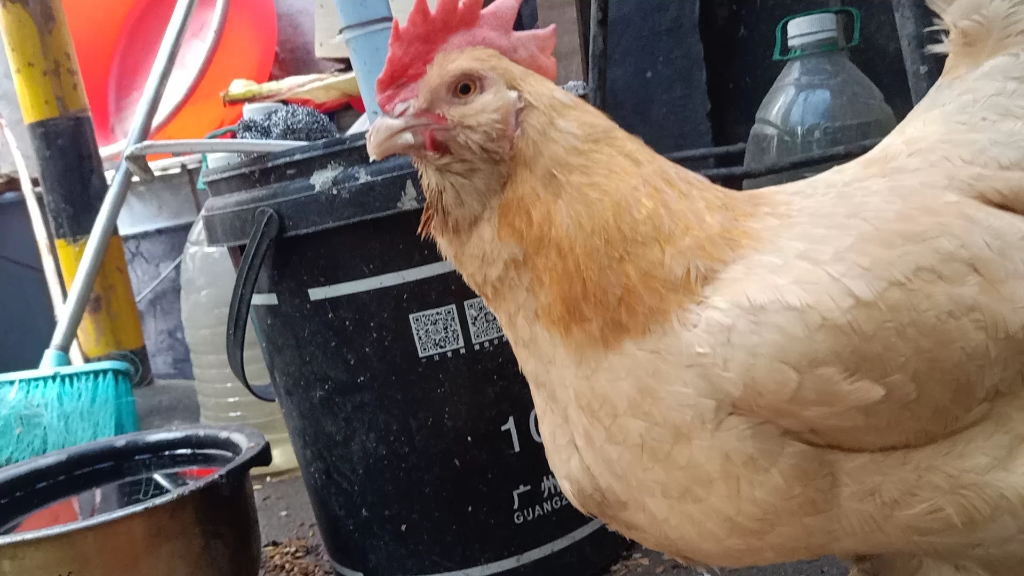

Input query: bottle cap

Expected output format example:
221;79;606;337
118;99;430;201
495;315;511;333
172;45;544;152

787;13;839;48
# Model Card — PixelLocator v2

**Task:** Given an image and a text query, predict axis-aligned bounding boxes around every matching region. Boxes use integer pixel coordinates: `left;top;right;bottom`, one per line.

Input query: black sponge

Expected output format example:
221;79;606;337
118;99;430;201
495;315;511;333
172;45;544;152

234;104;339;160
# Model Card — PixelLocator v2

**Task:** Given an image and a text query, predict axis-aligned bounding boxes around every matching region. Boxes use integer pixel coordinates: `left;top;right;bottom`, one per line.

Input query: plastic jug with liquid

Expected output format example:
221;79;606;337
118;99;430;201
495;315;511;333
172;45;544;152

743;8;897;189
180;216;299;476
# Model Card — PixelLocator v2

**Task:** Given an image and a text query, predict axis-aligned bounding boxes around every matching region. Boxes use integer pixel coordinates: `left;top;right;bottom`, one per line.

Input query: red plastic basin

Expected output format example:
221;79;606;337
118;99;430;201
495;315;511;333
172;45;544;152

64;0;278;156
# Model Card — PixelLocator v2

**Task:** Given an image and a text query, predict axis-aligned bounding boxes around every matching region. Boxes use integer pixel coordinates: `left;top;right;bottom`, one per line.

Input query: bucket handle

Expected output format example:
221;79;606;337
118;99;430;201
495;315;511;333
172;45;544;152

227;207;280;403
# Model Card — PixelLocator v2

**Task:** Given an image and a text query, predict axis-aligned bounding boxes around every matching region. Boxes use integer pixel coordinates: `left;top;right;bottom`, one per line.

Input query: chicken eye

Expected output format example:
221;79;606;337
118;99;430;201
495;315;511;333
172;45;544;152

454;80;478;98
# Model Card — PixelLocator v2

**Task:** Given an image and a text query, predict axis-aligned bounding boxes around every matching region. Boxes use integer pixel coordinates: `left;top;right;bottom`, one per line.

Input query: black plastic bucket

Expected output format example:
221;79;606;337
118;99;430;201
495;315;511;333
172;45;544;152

201;135;629;576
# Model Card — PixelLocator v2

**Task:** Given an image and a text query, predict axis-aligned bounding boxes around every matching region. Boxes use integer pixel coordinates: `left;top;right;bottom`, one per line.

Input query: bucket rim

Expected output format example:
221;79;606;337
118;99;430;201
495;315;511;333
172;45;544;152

200;131;369;185
200;153;424;248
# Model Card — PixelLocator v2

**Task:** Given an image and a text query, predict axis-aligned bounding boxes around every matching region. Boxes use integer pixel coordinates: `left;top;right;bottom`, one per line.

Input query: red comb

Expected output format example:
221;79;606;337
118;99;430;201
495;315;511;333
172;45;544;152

376;0;557;114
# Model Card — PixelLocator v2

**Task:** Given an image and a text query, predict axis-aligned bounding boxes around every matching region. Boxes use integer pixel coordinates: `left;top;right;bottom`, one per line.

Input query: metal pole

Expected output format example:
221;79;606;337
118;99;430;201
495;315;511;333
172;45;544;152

891;0;942;104
575;0;591;82
587;0;609;110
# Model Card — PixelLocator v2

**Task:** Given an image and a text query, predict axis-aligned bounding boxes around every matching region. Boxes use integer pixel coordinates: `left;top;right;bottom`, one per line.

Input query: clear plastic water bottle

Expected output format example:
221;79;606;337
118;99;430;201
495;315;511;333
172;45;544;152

742;8;897;189
180;217;299;476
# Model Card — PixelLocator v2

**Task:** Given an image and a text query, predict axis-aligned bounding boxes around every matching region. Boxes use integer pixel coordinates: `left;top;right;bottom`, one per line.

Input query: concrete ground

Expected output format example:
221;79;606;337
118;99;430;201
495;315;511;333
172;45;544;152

138;380;848;576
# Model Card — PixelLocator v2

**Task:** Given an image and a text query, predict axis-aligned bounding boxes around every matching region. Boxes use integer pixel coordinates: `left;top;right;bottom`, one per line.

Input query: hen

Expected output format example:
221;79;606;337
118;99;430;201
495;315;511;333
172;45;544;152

366;0;1024;574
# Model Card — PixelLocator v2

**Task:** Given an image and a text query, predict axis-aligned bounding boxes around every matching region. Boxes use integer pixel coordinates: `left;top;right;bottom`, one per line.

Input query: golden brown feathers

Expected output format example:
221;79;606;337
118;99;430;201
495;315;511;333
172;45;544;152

494;94;758;352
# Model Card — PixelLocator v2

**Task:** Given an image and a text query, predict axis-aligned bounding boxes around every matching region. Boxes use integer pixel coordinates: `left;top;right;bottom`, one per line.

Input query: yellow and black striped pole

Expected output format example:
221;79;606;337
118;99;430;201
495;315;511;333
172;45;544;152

0;0;151;386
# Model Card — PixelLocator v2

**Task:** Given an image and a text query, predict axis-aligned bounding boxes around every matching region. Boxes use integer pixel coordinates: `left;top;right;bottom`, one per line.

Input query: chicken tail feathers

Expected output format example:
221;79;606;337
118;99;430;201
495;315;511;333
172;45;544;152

926;0;1024;74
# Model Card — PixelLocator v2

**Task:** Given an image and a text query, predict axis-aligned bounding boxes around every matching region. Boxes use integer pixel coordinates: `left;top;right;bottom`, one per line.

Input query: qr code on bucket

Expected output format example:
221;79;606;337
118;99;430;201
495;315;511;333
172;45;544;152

464;297;504;344
409;305;465;357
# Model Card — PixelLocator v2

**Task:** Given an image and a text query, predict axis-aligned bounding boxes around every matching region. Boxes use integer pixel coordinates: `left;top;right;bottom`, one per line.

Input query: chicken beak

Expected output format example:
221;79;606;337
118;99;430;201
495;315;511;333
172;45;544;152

366;113;428;161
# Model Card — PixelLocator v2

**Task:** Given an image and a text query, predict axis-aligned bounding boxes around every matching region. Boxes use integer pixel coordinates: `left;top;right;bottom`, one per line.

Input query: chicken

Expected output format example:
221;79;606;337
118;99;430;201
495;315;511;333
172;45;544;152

365;0;1024;574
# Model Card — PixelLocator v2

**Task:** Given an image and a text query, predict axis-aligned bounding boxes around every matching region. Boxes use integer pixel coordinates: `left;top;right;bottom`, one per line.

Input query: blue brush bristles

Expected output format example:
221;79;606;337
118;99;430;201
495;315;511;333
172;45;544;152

0;361;139;467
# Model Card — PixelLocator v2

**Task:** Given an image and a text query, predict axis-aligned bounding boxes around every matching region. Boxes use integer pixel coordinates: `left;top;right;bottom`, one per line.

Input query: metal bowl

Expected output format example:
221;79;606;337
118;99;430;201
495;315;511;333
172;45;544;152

0;425;271;576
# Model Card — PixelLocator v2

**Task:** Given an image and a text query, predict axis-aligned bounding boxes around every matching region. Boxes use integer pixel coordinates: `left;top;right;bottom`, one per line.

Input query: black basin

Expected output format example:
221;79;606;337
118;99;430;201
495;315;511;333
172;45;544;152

0;425;270;576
